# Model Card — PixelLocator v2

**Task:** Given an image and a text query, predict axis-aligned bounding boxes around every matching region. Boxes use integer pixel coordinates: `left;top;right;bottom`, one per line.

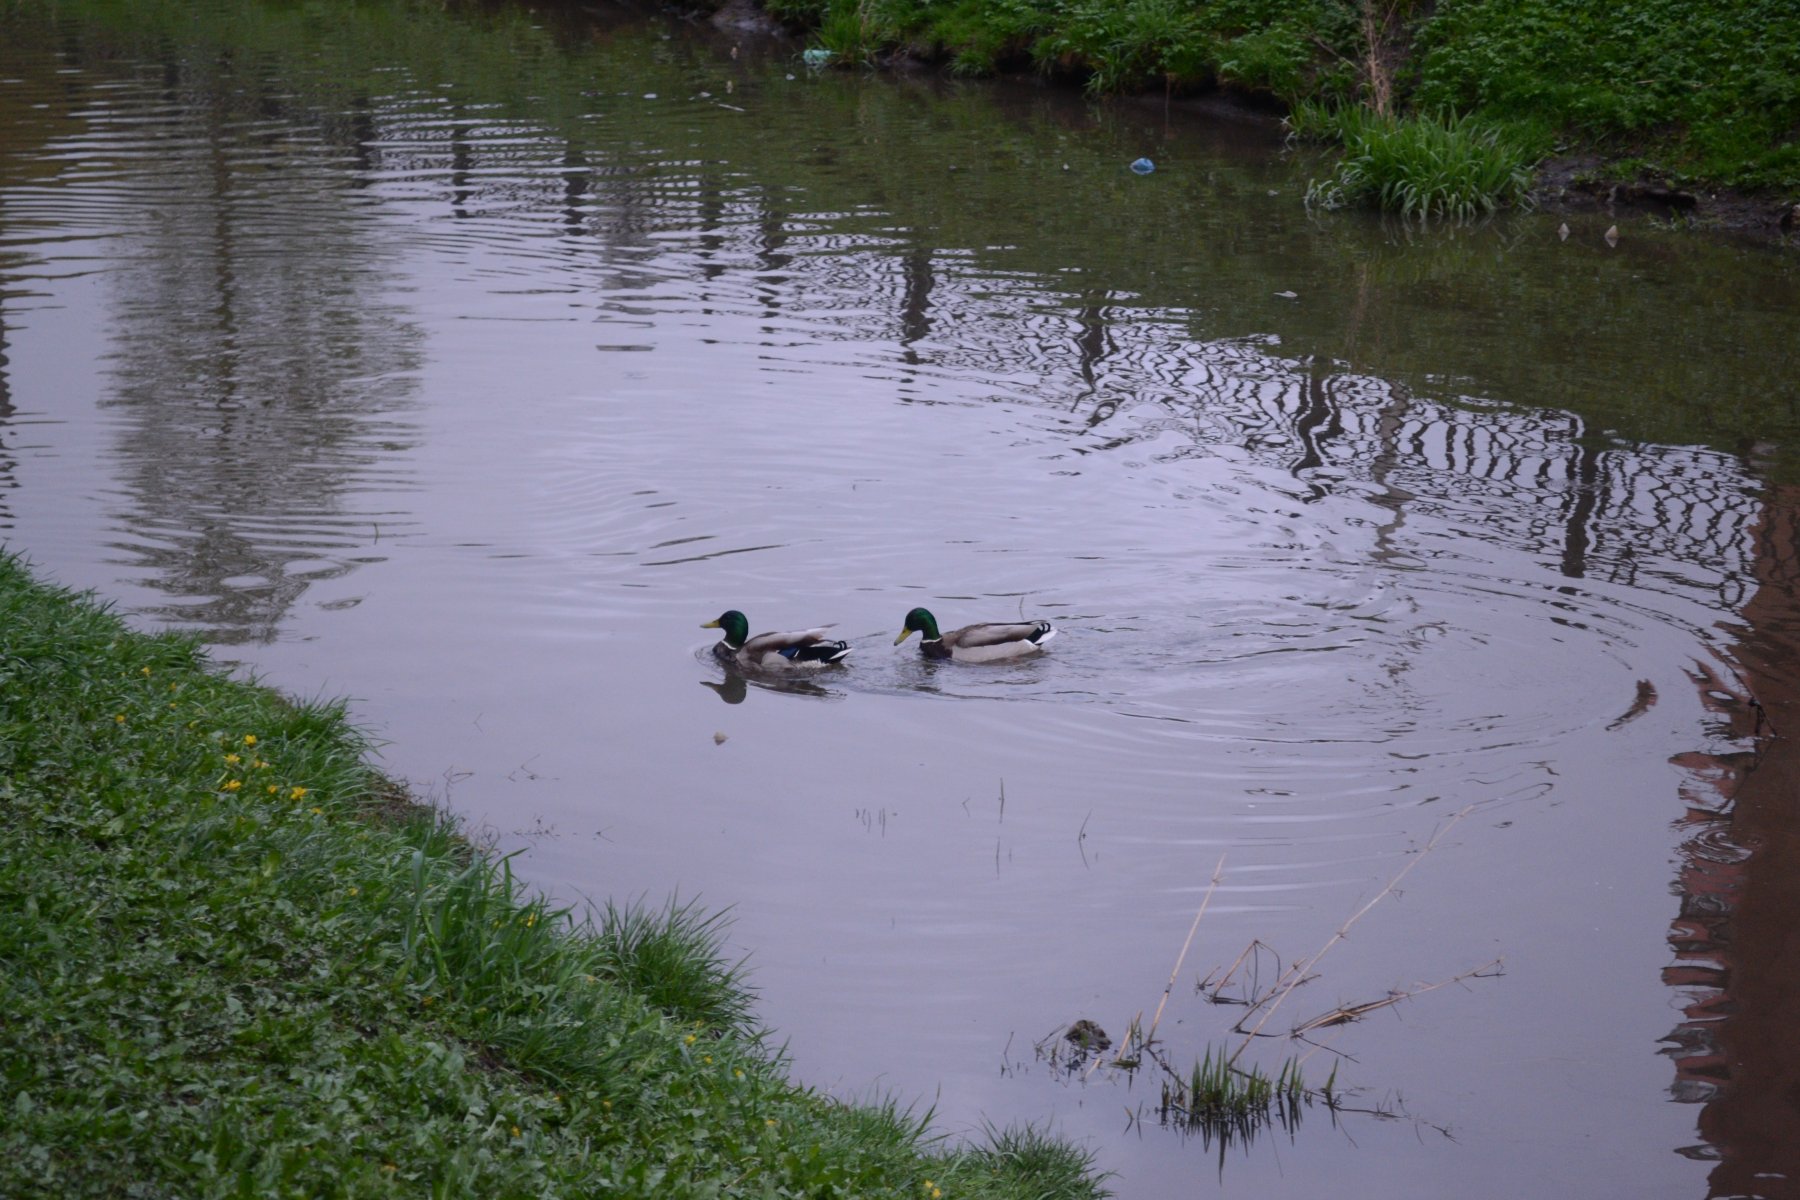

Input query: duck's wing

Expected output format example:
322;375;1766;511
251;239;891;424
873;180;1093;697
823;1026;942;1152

740;627;851;668
945;620;1056;649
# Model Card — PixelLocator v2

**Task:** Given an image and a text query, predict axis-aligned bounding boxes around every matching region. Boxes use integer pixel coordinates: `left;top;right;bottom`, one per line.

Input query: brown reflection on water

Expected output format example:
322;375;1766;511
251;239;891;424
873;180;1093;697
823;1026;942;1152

0;294;14;530
1665;483;1800;1197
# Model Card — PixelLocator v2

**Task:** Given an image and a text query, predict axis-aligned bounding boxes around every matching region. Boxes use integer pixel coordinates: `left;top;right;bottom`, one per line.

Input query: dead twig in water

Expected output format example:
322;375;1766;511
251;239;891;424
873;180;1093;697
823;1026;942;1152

1289;958;1504;1036
1090;854;1226;1080
1228;806;1472;1067
1148;856;1226;1048
1200;939;1285;1007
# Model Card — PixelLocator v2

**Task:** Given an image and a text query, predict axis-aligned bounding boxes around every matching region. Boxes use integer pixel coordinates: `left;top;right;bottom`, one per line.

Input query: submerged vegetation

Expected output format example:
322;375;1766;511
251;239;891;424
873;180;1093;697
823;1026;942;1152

1159;1046;1317;1138
0;551;1103;1198
752;0;1800;214
1038;823;1495;1149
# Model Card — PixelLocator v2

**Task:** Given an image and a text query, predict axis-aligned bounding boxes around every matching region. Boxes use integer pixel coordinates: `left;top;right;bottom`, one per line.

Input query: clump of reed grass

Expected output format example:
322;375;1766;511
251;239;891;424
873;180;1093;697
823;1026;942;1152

967;1122;1106;1195
591;894;755;1035
811;0;885;66
1157;1044;1321;1135
1296;104;1539;220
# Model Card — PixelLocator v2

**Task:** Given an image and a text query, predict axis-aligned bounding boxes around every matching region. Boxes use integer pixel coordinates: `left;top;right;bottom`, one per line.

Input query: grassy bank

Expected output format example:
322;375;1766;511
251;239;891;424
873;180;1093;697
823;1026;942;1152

748;0;1799;213
0;550;1102;1199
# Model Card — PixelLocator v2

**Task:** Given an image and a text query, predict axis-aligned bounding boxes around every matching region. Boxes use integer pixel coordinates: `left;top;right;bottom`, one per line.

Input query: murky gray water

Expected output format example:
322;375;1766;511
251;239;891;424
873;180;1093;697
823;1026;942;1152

5;3;1800;1196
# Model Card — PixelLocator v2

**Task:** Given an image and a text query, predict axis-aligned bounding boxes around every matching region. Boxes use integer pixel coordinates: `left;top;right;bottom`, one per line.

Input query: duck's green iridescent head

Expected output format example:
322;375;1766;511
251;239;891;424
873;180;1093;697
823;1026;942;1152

703;610;749;648
894;607;941;645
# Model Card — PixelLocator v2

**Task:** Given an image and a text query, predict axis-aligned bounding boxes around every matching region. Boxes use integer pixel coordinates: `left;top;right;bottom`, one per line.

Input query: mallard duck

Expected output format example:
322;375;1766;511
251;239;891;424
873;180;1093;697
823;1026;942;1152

894;607;1056;662
703;610;851;671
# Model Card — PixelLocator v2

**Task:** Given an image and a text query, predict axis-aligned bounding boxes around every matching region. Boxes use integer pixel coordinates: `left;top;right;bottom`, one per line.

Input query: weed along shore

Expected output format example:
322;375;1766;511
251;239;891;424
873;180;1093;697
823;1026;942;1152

0;551;1104;1199
729;0;1800;235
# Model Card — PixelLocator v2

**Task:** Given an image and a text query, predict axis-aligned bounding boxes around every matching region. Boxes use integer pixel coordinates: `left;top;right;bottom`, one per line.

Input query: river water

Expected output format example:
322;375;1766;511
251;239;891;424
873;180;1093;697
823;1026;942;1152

4;3;1800;1196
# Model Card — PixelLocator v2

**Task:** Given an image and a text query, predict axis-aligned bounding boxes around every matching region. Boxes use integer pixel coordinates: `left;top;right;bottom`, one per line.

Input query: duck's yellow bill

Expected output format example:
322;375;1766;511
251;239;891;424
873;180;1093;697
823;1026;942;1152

702;619;721;629
894;629;914;645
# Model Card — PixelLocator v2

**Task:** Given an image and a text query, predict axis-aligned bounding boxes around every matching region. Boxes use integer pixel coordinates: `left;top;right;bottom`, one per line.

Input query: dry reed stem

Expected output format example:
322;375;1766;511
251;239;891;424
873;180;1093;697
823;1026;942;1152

1199;938;1273;1002
1089;854;1224;1081
1290;957;1503;1036
1228;805;1471;1066
1147;854;1226;1048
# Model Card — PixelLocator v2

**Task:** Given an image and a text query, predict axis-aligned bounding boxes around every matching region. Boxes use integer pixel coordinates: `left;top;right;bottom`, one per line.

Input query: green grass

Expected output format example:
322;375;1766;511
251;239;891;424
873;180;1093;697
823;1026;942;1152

1297;105;1541;219
1412;0;1800;190
0;549;1104;1199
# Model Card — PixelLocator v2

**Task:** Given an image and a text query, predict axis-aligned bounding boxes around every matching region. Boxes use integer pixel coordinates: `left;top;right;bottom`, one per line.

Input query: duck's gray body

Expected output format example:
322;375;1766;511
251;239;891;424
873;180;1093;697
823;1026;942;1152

896;607;1056;662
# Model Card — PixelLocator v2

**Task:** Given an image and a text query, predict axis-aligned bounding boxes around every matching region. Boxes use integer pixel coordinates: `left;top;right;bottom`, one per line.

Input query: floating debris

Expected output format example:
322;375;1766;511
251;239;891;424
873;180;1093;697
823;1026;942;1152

1065;1019;1111;1052
1606;679;1658;730
1129;157;1155;175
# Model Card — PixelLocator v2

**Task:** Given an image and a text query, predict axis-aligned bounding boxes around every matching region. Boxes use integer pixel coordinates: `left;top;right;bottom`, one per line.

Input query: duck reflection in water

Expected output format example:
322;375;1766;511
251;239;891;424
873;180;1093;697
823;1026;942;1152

700;668;837;705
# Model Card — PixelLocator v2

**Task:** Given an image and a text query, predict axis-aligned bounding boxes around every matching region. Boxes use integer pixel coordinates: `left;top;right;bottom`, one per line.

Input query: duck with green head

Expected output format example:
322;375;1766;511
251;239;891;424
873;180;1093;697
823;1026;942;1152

894;607;1057;662
704;610;851;671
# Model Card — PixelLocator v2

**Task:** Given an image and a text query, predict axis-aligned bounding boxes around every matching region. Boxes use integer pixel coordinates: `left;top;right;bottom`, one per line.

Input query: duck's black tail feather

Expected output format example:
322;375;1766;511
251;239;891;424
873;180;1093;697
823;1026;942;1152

781;640;851;664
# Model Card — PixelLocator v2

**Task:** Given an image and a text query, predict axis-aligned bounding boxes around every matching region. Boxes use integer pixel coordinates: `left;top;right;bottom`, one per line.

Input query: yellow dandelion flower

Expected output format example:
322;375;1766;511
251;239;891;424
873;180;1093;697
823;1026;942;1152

310;806;322;815
243;734;257;746
510;1126;521;1138
348;886;360;896
140;666;151;677
684;1034;697;1045
290;786;308;800
267;785;278;795
734;1069;744;1080
114;714;126;724
222;780;242;792
224;753;240;765
702;1055;713;1065
765;1118;778;1128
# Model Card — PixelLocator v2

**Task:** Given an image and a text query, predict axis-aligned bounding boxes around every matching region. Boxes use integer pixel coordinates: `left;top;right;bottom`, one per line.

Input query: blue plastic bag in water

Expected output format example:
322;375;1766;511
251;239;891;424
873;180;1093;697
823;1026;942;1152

1129;157;1155;174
